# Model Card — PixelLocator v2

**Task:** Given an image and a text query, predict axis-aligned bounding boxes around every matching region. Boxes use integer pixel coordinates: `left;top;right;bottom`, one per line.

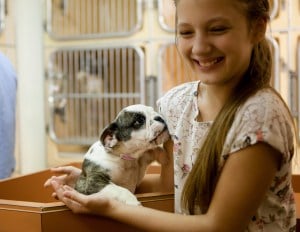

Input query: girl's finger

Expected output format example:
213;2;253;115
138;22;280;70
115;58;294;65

63;188;88;206
44;175;66;187
51;192;58;199
44;178;53;187
63;185;74;191
62;196;88;214
50;166;74;174
51;180;67;200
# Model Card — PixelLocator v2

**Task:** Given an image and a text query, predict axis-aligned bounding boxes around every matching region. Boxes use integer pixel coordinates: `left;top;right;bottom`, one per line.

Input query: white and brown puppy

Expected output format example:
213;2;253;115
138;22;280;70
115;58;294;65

74;104;169;206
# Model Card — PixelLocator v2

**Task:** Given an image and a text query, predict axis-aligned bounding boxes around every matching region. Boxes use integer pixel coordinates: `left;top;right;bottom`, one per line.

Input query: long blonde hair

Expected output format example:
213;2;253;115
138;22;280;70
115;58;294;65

175;0;274;214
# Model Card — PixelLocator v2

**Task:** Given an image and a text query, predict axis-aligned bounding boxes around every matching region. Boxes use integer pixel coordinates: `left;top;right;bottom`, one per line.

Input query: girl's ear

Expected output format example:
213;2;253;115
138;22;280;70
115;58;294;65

251;18;267;43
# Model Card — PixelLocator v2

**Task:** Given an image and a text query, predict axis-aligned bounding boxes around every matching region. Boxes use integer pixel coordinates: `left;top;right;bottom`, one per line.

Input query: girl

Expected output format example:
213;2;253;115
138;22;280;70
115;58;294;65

46;0;296;231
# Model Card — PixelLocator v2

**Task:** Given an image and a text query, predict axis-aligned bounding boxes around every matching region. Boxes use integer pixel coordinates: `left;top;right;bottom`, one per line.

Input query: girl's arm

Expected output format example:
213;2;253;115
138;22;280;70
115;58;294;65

52;142;280;232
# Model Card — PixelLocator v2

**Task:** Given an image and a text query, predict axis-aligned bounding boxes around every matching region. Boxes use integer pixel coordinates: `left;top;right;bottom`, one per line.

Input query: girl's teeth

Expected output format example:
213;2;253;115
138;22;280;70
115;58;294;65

199;58;219;67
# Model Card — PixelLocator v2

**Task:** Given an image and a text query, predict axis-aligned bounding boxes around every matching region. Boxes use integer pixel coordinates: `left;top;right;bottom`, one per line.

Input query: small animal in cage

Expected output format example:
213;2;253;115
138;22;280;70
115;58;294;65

76;70;104;94
74;104;170;205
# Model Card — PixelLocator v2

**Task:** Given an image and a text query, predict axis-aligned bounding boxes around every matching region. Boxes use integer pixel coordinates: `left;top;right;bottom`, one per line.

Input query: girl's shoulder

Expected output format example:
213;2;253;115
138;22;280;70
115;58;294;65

226;87;294;160
239;88;290;118
158;81;198;106
163;81;198;96
156;81;199;126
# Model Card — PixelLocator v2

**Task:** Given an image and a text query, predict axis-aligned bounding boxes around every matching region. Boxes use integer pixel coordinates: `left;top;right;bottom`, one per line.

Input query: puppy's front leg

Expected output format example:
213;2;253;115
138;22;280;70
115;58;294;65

140;146;169;168
100;183;141;206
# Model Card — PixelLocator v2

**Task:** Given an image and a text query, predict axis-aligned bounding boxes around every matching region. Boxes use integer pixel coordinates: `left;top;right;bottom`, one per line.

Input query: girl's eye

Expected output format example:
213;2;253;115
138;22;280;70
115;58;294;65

210;26;228;33
179;31;190;35
178;31;193;37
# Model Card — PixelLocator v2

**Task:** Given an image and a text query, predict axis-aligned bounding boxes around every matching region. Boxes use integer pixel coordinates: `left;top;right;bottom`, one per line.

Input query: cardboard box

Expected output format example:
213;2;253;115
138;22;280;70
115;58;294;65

292;175;300;232
0;163;174;232
6;164;299;231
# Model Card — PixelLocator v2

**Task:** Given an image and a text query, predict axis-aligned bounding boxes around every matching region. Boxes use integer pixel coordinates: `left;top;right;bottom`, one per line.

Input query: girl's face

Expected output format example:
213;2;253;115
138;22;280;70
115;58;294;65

176;0;255;88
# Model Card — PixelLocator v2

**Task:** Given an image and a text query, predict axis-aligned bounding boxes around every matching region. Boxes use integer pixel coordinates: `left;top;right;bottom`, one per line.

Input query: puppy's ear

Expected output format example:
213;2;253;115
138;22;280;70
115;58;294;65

100;123;119;148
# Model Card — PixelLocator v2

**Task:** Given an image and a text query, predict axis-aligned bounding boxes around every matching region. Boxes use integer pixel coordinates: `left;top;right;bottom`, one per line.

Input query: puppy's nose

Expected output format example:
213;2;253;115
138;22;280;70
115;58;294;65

154;116;165;123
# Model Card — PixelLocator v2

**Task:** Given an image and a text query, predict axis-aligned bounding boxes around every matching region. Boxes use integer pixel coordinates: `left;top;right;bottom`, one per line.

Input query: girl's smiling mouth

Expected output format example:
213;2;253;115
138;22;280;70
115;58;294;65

193;57;224;69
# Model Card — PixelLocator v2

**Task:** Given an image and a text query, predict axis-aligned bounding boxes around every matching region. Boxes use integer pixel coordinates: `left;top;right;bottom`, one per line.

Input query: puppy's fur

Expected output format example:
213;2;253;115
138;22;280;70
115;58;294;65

74;104;169;205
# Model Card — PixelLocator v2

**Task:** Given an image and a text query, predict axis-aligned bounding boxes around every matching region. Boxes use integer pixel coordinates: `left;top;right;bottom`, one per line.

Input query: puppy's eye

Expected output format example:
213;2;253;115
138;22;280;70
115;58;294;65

133;120;141;127
133;119;143;128
132;115;145;129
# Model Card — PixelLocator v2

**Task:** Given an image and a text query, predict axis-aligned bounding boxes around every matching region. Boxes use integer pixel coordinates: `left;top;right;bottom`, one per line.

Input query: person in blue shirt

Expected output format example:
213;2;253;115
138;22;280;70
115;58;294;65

0;52;17;179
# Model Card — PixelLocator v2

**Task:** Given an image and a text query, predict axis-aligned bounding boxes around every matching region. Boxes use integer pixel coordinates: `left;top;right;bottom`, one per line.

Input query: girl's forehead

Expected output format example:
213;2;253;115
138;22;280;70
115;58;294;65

176;0;246;25
176;0;239;13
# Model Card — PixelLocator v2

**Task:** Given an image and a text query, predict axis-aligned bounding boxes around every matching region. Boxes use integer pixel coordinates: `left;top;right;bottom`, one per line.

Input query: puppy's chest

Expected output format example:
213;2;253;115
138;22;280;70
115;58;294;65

109;158;140;179
85;149;140;178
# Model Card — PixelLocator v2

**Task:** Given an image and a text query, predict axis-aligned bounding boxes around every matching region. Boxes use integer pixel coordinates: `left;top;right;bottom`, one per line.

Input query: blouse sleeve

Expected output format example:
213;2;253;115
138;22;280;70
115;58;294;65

156;82;198;136
223;90;294;167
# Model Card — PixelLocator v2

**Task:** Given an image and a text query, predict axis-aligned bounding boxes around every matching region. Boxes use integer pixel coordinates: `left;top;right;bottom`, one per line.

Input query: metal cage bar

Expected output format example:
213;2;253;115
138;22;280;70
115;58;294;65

270;0;280;20
46;0;143;40
157;42;198;97
267;35;281;91
47;45;145;145
158;0;175;33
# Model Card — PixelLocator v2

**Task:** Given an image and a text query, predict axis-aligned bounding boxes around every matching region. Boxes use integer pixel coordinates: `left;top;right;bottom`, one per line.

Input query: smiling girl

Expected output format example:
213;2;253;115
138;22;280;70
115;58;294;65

47;0;296;231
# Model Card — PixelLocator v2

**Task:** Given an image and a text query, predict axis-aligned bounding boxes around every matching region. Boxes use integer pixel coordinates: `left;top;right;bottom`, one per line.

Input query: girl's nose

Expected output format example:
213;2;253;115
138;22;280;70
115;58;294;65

192;33;211;55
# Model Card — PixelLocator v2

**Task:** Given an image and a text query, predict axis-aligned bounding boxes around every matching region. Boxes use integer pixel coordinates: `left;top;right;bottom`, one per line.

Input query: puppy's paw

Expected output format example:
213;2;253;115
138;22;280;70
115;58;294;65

101;183;141;206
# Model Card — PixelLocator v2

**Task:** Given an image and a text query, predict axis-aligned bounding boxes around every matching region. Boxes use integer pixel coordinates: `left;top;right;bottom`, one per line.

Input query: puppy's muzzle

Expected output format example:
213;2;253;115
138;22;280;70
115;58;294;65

150;126;169;145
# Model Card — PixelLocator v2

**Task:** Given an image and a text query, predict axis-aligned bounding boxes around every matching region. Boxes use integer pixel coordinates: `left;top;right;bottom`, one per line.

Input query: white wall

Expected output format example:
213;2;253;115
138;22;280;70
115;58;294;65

14;0;46;174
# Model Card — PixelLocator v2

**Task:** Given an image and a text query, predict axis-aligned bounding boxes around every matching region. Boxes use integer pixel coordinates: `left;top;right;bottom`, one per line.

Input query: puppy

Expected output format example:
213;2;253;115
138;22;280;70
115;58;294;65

74;104;170;205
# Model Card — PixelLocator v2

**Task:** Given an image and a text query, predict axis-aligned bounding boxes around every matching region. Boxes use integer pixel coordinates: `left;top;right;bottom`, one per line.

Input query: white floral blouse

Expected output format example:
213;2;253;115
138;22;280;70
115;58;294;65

157;81;296;231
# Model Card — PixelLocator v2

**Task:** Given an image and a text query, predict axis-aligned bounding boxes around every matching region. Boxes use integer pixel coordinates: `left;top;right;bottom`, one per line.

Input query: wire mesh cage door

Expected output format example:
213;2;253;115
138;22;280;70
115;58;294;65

47;46;145;145
158;0;175;33
46;0;143;40
158;43;197;97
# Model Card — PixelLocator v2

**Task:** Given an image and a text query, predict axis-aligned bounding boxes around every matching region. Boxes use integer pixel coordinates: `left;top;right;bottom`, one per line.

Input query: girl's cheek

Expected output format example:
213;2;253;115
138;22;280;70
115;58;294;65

177;43;189;56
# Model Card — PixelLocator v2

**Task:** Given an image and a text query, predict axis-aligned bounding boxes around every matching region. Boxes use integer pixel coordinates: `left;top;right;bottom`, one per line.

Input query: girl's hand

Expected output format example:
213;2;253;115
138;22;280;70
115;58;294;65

146;138;173;167
136;138;174;193
44;166;82;199
50;180;115;216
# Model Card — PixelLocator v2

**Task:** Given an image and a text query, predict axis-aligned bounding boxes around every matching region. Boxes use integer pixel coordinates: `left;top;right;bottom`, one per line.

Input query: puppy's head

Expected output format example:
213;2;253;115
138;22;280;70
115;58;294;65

100;104;169;158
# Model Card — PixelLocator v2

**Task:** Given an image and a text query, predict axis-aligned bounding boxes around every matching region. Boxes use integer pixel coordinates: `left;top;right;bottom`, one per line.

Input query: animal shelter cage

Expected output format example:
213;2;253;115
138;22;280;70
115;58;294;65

47;45;145;145
46;0;143;40
45;0;174;149
43;0;300;161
